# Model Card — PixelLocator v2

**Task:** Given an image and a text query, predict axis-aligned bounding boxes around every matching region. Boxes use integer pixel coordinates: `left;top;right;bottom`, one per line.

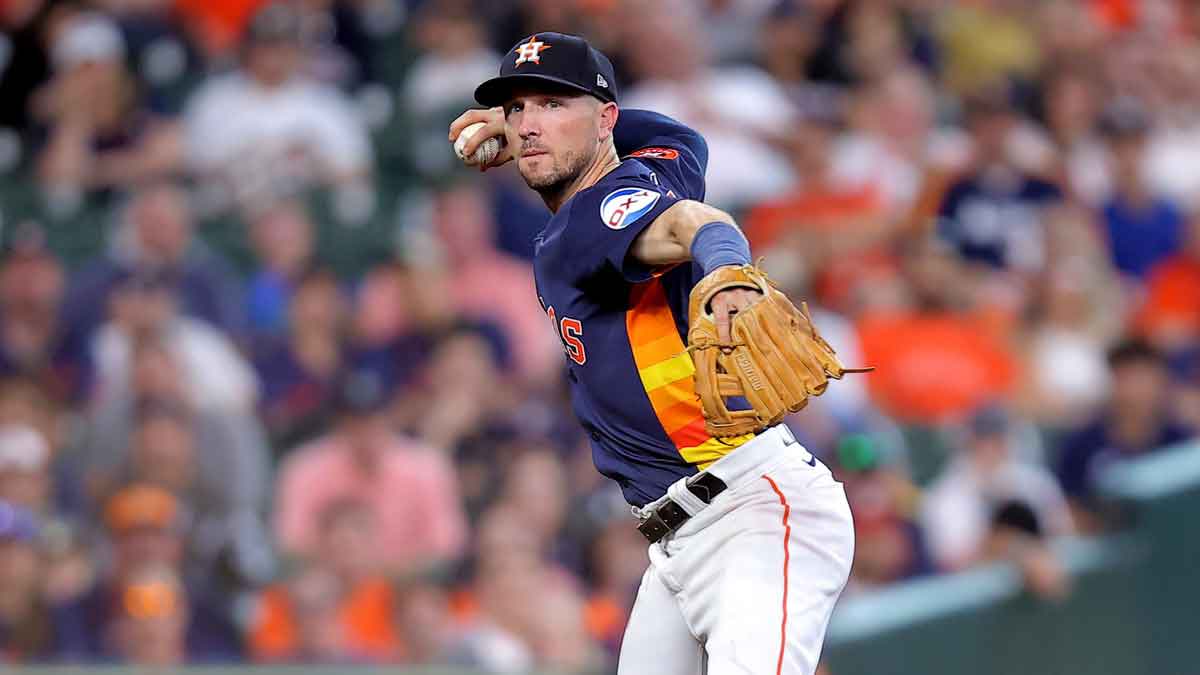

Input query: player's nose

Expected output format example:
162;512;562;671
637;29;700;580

517;110;541;139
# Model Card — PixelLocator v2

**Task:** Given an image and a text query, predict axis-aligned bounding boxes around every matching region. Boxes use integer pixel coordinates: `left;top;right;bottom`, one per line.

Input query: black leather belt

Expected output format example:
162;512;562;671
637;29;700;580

637;472;728;544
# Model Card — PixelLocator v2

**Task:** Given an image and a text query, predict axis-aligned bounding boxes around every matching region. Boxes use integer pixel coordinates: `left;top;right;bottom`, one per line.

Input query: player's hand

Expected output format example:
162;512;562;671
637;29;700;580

709;285;762;345
448;107;514;171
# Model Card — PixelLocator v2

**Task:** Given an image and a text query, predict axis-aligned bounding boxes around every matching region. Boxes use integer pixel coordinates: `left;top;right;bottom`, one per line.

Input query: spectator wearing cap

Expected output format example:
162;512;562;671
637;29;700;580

83;336;273;589
936;85;1064;274
0;229;93;405
1098;100;1185;280
33;11;184;199
65;180;245;338
919;403;1074;572
274;369;467;575
90;263;258;415
0;500;60;663
0;425;53;517
182;1;373;216
1055;339;1196;530
53;484;242;663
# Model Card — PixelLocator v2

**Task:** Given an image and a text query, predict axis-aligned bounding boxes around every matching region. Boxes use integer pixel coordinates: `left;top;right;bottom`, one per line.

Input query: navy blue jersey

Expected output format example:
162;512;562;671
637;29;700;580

533;110;755;507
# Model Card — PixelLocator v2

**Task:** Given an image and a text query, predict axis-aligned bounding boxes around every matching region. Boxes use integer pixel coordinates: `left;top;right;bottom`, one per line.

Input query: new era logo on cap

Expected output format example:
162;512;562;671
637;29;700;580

597;73;608;88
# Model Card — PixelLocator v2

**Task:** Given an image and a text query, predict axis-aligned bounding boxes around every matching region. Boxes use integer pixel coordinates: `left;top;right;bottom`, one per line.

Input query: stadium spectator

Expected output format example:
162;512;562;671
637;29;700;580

1021;258;1115;429
980;500;1071;601
1136;211;1200;352
274;369;467;575
84;335;273;587
0;500;58;663
34;12;183;199
920;404;1074;572
622;0;797;207
937;86;1064;274
65;181;244;336
0;425;54;517
394;581;455;665
90;267;259;415
835;434;930;593
105;565;192;666
244;199;318;339
251;499;398;663
433;181;558;381
404;10;498;119
253;267;346;449
53;484;242;662
182;1;373;216
1055;339;1196;530
856;236;1018;424
1098;100;1184;280
0;229;92;405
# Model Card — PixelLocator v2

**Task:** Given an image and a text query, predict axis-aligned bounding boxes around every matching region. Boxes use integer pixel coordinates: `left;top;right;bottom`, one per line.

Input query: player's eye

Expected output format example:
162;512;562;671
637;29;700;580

546;99;562;109
507;103;523;116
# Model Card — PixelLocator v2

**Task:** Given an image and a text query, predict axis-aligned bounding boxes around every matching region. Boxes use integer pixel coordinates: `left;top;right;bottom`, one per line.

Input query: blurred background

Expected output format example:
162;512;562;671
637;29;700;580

0;0;1199;673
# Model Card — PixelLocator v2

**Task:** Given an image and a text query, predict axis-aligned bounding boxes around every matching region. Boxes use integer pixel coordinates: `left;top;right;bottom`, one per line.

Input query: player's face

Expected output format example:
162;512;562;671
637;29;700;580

504;90;600;195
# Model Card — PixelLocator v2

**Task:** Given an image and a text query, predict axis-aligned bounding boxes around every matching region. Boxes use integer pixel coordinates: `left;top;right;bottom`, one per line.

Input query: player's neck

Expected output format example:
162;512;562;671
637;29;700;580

543;144;621;213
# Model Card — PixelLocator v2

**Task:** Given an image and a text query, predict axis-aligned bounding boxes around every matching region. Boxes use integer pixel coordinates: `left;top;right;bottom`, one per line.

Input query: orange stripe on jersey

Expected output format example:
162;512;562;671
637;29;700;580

627;279;753;466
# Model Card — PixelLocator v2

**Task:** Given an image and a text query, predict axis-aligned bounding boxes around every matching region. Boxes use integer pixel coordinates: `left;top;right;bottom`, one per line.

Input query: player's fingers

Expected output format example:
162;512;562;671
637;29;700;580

461;120;507;158
448;107;500;141
712;297;732;344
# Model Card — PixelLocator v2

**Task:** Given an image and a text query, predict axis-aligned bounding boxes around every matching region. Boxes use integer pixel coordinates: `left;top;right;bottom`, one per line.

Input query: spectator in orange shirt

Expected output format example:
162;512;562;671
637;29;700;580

744;114;895;310
251;498;399;663
856;236;1018;424
1136;213;1200;353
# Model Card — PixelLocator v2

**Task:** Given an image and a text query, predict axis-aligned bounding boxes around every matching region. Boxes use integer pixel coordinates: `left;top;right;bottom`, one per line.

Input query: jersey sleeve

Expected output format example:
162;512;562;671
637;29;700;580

564;176;683;284
613;109;708;201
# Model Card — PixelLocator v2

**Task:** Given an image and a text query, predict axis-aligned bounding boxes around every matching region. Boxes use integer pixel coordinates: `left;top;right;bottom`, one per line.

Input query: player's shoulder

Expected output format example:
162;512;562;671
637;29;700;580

567;160;674;232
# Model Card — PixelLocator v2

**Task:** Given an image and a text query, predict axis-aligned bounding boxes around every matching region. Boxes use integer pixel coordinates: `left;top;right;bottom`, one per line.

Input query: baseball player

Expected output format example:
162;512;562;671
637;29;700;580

450;32;855;675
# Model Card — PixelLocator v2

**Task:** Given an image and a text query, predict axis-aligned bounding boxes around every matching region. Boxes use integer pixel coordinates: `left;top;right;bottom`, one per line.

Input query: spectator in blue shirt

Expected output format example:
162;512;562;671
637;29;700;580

64;181;244;338
938;86;1063;273
1098;101;1184;280
1055;339;1194;531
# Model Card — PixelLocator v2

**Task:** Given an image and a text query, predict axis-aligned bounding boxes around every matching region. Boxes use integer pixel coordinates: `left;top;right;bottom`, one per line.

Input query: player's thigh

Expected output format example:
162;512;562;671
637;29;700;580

618;562;703;675
704;479;854;675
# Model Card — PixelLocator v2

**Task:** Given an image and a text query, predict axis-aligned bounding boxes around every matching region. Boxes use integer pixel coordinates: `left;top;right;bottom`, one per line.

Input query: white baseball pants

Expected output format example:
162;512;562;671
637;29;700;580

617;425;855;675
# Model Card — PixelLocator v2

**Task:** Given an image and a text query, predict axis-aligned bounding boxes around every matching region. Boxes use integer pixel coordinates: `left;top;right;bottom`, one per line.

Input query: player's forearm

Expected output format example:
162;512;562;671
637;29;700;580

631;200;750;271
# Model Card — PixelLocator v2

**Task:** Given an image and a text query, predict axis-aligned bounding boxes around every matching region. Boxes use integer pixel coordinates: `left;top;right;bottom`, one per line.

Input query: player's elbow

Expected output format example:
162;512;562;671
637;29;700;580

674;200;736;236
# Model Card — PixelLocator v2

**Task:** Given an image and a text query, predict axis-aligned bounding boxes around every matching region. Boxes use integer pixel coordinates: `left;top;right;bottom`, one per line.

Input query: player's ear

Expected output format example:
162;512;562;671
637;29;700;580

598;101;619;142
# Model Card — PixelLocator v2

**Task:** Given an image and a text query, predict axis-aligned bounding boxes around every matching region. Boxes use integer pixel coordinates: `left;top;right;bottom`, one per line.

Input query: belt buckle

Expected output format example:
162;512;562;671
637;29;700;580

637;509;673;543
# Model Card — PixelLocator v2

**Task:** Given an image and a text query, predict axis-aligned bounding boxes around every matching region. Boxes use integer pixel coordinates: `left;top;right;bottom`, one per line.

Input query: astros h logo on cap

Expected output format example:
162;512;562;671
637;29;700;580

514;34;551;67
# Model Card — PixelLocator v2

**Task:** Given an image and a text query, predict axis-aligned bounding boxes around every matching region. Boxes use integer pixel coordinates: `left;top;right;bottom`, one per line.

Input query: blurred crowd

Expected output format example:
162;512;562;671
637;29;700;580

1;0;1200;670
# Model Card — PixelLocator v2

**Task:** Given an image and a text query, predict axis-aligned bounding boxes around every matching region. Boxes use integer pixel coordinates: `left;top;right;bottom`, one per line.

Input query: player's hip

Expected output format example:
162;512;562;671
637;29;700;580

634;425;847;545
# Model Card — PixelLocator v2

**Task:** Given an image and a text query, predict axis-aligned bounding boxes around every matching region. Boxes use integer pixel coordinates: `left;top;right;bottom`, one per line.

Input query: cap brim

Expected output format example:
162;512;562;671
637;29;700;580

474;73;599;107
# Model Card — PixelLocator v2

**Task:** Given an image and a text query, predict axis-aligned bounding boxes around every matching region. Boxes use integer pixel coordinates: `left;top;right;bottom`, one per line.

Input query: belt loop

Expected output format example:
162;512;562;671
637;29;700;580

777;424;797;446
667;477;708;517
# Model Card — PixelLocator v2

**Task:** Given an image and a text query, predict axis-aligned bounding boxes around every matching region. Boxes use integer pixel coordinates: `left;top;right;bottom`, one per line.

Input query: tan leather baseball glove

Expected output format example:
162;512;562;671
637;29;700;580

687;262;871;438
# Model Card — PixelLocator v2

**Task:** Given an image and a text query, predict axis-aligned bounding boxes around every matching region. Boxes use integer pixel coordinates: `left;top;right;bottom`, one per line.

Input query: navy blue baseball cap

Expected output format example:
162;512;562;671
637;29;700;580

475;32;618;107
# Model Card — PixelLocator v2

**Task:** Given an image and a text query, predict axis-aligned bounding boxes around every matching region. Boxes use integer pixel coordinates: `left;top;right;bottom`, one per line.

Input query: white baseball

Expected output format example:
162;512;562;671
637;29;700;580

454;122;502;166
